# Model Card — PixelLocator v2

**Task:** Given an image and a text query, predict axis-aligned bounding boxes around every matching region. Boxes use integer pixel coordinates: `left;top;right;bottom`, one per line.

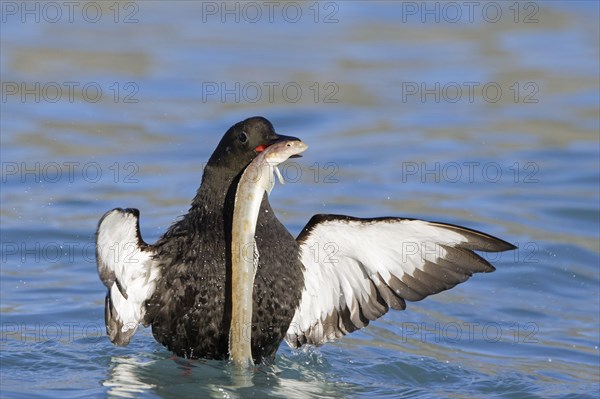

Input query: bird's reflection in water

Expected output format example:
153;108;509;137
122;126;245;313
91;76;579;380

103;349;345;399
103;356;156;398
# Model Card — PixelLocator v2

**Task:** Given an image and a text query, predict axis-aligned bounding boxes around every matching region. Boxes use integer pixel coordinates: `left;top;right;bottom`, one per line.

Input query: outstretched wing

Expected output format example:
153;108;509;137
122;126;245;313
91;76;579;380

96;208;160;346
285;214;516;348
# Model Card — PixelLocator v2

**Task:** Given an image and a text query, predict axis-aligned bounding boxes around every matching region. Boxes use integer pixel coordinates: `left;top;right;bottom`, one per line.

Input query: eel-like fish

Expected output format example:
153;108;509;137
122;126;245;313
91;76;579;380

229;139;308;367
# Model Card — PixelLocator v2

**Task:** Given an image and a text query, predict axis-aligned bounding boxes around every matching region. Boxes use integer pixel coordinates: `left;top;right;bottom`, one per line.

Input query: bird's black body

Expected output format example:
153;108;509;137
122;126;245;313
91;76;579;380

145;117;304;362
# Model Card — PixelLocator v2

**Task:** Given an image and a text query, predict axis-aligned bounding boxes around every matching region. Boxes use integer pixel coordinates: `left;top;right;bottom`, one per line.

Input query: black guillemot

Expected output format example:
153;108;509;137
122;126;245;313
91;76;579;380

96;116;516;364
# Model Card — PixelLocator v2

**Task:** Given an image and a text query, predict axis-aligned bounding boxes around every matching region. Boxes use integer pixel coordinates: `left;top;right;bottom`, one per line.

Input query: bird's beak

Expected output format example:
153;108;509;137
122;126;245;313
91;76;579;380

255;134;302;153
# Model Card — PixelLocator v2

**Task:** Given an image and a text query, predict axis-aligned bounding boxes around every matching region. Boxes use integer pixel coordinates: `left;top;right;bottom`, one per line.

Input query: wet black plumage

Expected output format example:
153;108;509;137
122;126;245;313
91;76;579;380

145;117;304;363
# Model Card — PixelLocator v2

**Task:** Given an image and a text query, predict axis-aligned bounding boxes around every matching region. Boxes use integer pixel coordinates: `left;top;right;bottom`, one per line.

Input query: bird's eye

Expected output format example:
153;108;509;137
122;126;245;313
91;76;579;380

238;132;248;143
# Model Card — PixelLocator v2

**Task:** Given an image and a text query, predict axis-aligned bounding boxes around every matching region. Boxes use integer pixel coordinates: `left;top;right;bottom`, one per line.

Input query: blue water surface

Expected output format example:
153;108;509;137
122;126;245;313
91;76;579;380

1;2;599;398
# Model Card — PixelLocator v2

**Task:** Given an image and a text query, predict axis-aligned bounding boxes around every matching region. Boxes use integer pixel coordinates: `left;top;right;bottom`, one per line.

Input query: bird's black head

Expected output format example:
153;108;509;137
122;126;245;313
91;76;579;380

207;116;298;173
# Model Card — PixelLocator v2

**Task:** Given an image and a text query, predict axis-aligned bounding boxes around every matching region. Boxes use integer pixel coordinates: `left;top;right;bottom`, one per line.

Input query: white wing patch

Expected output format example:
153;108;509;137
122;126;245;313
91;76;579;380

96;208;160;346
285;215;515;348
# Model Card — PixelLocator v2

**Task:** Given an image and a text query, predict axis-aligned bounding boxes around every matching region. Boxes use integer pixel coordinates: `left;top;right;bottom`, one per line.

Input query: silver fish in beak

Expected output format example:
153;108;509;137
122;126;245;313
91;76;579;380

229;139;308;367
